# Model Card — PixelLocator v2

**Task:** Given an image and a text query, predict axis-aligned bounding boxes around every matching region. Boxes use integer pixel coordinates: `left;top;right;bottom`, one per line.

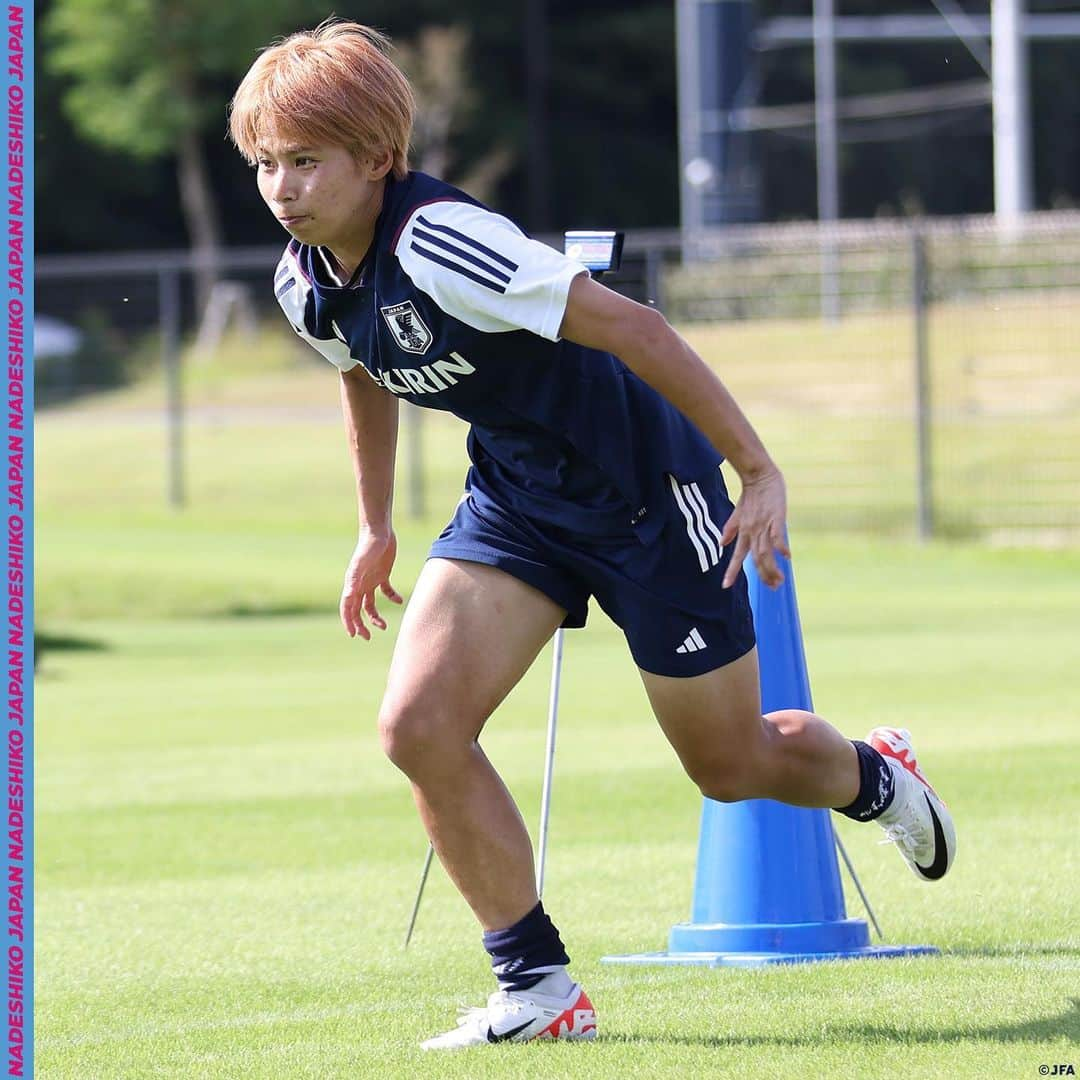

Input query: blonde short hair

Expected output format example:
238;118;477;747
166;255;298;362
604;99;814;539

229;19;414;179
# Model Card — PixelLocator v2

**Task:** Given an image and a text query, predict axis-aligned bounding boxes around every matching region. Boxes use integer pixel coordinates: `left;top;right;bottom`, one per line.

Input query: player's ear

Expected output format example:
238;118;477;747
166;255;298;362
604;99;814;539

365;147;395;181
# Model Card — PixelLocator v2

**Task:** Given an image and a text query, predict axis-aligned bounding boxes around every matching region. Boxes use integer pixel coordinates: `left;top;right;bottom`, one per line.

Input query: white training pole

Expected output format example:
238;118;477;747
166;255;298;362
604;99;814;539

535;627;564;898
403;842;435;949
406;628;565;944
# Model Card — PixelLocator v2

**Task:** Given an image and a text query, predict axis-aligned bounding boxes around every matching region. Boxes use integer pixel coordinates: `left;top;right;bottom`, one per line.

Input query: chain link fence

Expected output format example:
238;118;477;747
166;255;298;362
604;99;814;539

36;211;1080;541
670;212;1080;541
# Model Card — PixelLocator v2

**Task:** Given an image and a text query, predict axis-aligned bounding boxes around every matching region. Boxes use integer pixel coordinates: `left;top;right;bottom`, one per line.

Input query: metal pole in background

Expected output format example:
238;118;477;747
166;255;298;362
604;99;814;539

992;0;1034;231
644;247;665;311
813;0;841;321
159;268;184;509
912;228;933;541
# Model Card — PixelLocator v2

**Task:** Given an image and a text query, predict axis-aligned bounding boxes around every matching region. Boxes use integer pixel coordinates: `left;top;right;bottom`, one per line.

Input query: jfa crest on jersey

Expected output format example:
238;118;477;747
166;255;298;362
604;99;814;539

272;171;722;541
380;301;432;355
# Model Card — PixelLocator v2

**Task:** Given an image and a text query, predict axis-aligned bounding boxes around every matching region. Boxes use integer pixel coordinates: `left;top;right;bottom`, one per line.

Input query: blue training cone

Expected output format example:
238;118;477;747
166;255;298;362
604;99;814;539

602;550;937;967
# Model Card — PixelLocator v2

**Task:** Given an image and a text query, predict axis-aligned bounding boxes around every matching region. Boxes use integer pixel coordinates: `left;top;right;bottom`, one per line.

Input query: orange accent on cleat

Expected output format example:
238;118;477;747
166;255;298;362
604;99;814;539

868;726;940;799
538;990;597;1040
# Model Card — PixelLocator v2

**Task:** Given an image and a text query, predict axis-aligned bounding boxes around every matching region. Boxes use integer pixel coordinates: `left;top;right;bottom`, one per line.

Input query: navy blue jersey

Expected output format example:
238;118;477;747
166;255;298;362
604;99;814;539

273;171;722;543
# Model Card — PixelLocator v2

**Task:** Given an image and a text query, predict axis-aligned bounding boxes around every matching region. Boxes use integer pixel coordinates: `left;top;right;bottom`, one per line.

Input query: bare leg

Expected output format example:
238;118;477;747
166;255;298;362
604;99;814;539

641;648;860;806
379;558;566;931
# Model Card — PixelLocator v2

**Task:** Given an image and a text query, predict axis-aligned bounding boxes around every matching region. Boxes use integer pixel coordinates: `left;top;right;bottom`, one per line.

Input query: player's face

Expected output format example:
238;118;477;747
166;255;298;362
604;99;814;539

255;141;388;258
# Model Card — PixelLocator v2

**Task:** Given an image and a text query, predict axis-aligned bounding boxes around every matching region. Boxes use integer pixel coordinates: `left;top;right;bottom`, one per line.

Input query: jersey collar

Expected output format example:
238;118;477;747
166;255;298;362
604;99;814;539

307;174;404;291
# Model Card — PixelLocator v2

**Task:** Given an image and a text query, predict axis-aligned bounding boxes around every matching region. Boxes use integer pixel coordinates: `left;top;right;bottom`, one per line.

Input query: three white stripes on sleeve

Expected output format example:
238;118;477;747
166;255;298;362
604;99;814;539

668;475;727;573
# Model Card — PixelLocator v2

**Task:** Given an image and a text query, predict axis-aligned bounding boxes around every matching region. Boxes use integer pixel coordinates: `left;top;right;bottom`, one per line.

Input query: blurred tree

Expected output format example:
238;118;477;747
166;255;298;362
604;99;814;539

36;1;683;254
395;25;512;202
35;21;180;251
43;0;325;310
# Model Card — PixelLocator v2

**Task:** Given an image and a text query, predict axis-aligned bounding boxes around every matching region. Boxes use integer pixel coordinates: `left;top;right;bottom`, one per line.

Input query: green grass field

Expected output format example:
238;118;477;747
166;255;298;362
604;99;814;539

35;335;1080;1078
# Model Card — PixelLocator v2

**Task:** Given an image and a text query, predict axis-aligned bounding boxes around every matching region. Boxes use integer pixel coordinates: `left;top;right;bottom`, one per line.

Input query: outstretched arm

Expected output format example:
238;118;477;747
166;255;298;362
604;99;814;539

338;365;404;638
558;273;789;589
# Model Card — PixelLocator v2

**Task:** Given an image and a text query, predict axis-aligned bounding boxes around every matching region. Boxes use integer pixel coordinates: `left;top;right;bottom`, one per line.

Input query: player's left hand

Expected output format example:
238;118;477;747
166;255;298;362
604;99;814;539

720;466;791;589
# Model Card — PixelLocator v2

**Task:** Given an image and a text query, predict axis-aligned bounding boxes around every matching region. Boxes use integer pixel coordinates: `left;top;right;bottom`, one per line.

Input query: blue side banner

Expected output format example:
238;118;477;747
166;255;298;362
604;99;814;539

4;3;31;1077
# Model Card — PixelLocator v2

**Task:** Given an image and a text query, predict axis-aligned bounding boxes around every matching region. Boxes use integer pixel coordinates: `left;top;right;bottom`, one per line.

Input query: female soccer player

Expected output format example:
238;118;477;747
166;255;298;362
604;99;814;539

229;20;955;1050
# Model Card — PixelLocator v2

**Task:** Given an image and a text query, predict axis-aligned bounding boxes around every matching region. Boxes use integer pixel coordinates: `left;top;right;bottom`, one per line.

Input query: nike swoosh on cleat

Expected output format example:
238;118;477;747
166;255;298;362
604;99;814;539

486;1019;535;1043
915;793;949;880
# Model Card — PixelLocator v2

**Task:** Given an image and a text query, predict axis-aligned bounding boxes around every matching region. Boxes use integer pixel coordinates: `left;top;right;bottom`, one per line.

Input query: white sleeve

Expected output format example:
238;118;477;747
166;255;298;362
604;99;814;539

394;201;589;341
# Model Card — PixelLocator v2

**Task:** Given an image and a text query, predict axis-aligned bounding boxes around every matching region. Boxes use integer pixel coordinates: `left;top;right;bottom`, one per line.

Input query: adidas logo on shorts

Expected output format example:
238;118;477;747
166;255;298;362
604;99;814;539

676;627;707;654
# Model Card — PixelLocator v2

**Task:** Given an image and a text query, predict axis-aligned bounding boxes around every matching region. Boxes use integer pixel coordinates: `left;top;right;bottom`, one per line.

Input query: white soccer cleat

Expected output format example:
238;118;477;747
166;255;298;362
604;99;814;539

420;983;597;1050
867;726;956;882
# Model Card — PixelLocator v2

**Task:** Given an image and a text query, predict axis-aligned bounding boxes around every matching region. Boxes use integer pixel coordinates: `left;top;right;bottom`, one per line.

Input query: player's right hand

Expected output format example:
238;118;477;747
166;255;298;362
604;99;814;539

720;465;790;590
339;529;404;640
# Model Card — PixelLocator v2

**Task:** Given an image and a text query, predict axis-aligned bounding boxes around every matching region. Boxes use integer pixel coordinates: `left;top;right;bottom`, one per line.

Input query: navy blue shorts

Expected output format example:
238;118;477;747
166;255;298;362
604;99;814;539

427;470;756;677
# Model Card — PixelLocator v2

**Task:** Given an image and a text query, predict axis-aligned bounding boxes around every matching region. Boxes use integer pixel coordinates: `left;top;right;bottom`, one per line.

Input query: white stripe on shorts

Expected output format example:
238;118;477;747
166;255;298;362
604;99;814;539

683;482;720;567
688;482;727;555
669;474;715;573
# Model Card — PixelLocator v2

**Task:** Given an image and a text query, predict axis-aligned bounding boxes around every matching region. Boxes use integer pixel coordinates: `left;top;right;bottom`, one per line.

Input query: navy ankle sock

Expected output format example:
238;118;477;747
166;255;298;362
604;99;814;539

482;901;570;992
834;740;896;822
